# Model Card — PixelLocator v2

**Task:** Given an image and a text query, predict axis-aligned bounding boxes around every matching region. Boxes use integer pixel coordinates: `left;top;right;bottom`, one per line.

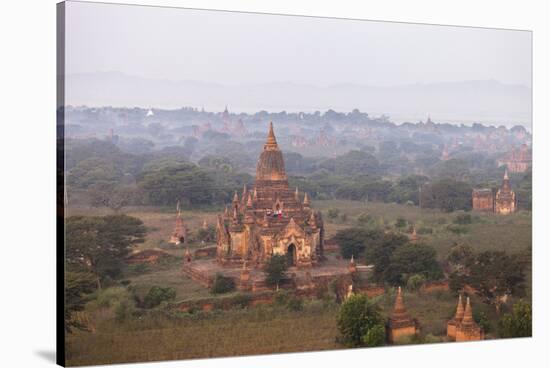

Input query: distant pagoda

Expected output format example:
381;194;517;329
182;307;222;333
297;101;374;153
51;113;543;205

216;122;324;268
169;201;186;245
448;296;484;341
387;287;418;343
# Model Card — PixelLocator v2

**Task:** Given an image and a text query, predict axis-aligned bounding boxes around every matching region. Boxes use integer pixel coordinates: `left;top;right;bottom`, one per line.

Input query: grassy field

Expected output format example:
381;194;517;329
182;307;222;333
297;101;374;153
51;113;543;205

67;199;532;259
66;303;341;366
314;199;532;259
67;205;220;250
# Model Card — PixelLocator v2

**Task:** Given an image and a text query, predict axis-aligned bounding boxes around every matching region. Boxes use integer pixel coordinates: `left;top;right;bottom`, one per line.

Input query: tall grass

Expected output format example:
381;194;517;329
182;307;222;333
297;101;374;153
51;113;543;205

66;303;340;366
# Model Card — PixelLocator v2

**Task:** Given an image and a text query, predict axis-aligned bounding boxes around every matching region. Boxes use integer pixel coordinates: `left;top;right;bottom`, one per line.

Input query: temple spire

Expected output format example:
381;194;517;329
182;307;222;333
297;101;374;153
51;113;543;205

303;192;310;206
454;294;465;321
393;286;407;316
295;187;299;201
462;297;474;325
233;191;239;203
501;168;511;191
263;121;279;151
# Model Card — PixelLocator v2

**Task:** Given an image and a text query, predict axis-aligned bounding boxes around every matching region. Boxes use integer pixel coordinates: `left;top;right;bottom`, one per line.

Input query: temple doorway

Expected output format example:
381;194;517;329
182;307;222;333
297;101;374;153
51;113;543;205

286;243;296;266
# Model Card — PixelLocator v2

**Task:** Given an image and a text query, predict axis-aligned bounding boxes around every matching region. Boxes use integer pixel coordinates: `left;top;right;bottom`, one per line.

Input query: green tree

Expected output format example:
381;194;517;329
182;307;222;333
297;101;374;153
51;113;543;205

364;232;409;282
499;300;532;338
66;215;146;290
337;294;385;347
407;274;427;291
64;271;96;333
420;179;473;212
264;254;288;289
334;228;385;259
143;286;177;308
138;160;215;206
395;218;407;228
385;243;443;285
211;273;236;294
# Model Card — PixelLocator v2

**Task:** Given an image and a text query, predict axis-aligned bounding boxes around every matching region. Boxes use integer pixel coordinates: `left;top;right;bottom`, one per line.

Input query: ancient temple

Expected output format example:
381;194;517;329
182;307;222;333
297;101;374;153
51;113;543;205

216;122;324;268
472;188;494;212
497;144;532;173
387;287;418;343
494;169;516;215
448;296;484;342
169;202;186;245
472;169;516;215
446;294;465;339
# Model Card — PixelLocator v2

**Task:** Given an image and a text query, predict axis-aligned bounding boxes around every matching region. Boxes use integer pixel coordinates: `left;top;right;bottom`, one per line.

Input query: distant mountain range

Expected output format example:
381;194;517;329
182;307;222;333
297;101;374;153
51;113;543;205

65;72;532;128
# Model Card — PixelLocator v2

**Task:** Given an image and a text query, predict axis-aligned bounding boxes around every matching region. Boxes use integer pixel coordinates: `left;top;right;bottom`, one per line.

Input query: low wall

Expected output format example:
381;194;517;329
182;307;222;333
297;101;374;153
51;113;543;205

420;280;450;293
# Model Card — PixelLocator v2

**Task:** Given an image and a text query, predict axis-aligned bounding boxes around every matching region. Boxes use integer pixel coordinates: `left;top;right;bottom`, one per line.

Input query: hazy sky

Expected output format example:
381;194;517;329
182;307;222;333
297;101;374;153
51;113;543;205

65;1;532;88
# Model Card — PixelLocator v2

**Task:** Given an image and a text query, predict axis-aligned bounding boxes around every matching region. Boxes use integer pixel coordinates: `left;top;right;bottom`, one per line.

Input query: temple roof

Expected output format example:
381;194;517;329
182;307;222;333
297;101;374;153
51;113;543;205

454;294;465;321
256;122;287;181
460;297;475;326
388;287;415;328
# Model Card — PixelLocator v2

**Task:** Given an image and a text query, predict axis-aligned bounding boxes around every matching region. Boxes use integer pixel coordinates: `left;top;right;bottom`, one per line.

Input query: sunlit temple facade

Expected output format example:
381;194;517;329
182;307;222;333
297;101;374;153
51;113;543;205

216;122;324;268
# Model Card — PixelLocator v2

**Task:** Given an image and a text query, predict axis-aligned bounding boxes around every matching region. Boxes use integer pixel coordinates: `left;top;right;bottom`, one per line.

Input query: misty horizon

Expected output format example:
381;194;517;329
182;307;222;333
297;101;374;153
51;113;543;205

64;1;532;128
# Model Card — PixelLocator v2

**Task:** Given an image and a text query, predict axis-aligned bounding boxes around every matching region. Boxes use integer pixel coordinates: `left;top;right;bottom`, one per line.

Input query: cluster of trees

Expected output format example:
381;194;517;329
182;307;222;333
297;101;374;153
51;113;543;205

66;134;532;214
66;140;252;209
334;227;443;285
65;214;146;331
447;244;528;311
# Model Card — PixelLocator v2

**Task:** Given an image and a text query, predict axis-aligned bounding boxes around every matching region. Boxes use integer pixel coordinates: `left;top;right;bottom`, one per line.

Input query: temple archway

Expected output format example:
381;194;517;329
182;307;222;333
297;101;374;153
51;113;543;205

286;243;296;266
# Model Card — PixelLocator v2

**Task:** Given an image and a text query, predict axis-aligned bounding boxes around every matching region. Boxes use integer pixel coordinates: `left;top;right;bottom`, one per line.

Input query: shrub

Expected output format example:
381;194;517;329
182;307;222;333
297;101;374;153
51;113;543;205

232;293;252;309
143;286;177;308
327;208;340;220
115;300;135;322
211;273;236;294
337;294;385;348
417;227;433;235
356;212;372;225
274;290;292;306
407;274;427;291
96;287;132;309
287;295;304;311
499;300;532;338
423;334;443;344
362;324;386;347
454;214;472;225
474;310;491;333
264;255;288;288
446;224;468;234
395;218;407;228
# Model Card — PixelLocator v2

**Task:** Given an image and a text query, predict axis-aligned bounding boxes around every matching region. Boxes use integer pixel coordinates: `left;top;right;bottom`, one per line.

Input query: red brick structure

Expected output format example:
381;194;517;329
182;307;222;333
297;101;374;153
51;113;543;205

169;202;187;245
447;296;484;342
498;144;532;173
387;287;419;343
472;189;494;212
472;170;516;215
446;294;465;339
216;123;324;268
126;249;170;264
455;297;484;342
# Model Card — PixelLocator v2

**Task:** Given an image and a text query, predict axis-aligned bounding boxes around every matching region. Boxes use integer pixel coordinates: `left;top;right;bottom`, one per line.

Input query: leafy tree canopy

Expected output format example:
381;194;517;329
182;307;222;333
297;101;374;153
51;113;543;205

337;294;385;347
